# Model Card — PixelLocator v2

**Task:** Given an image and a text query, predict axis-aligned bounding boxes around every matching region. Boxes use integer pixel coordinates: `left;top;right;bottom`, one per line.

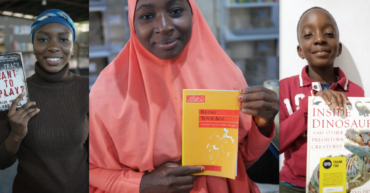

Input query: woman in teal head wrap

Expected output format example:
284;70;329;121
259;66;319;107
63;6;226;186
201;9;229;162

0;9;88;192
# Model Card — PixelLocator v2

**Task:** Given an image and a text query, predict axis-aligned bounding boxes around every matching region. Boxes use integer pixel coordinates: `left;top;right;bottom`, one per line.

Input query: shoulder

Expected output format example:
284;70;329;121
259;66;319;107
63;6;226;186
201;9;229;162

280;75;299;90
347;80;365;97
73;74;88;82
90;56;129;104
72;74;89;86
72;74;89;94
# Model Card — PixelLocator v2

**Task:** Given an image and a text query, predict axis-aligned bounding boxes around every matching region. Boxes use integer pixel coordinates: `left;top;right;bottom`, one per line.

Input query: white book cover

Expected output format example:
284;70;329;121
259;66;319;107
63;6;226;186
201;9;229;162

307;96;370;193
0;52;29;111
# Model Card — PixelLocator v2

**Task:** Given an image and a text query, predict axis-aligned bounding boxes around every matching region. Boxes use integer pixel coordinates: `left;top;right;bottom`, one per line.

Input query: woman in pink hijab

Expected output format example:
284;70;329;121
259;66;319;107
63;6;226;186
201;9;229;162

89;0;278;192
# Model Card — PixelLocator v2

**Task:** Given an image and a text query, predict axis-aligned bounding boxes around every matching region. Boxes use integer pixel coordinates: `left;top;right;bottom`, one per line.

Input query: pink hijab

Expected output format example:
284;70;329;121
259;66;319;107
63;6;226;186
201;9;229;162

89;0;272;192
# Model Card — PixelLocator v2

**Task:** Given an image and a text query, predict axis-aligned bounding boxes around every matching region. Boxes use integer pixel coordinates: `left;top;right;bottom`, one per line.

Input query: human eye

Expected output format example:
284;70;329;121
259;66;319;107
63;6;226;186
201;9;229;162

303;34;312;39
325;32;335;37
38;38;48;42
60;38;70;42
170;8;184;16
140;13;154;20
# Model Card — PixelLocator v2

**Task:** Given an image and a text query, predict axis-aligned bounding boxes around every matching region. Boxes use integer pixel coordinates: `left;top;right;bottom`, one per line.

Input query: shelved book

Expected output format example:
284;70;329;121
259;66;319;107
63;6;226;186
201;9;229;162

182;89;239;179
306;96;370;193
0;53;29;111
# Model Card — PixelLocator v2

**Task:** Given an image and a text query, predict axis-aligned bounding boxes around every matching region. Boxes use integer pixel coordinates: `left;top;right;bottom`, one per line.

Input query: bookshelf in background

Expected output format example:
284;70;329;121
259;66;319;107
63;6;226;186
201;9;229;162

0;25;5;52
89;0;128;90
9;24;35;77
230;0;278;3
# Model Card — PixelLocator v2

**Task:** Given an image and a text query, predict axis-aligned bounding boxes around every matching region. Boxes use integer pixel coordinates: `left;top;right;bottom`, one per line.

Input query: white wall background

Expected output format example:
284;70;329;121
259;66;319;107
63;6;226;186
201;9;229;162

280;0;370;96
280;0;370;170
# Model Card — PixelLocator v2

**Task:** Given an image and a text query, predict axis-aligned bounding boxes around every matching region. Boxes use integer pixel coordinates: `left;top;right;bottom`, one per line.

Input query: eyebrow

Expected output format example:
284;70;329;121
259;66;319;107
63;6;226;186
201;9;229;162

136;0;183;11
301;23;335;31
36;31;49;35
136;3;154;11
166;0;183;6
36;31;71;35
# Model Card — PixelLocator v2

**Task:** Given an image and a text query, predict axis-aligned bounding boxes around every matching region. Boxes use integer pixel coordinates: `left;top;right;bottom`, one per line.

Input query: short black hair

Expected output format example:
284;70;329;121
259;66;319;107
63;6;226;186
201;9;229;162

296;7;339;42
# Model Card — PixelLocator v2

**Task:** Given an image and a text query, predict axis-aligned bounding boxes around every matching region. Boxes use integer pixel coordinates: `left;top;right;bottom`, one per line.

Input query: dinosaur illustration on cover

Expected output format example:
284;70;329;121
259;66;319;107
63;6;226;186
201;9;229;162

308;129;370;193
355;101;370;117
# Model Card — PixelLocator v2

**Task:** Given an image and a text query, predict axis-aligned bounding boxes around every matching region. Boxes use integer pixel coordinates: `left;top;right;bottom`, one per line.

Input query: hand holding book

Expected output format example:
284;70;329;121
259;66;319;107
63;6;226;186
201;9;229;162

238;86;278;136
5;92;39;155
139;162;204;193
316;89;351;111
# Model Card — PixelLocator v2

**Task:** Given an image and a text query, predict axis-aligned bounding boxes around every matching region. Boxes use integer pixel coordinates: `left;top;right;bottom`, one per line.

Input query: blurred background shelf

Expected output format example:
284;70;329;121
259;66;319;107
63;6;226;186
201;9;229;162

221;0;279;49
89;0;129;89
226;2;279;8
89;1;108;11
224;28;279;41
89;45;110;58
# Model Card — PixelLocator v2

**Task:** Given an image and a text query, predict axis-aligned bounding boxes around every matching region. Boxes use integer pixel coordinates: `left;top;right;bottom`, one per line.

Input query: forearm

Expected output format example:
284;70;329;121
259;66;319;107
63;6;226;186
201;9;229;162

5;131;22;156
279;108;307;153
240;121;274;169
0;119;17;169
90;166;144;193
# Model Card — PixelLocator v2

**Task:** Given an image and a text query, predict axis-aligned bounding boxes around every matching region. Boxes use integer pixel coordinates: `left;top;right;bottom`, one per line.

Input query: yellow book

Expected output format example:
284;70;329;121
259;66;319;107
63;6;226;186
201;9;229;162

182;89;239;179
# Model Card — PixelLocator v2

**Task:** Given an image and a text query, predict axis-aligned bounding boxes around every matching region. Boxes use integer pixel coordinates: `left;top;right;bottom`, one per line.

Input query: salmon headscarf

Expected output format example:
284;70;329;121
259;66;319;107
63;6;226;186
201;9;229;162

89;0;273;192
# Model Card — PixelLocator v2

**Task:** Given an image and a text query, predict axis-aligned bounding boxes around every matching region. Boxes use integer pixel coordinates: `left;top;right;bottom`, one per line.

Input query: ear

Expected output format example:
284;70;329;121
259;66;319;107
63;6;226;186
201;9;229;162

297;45;305;59
337;42;342;57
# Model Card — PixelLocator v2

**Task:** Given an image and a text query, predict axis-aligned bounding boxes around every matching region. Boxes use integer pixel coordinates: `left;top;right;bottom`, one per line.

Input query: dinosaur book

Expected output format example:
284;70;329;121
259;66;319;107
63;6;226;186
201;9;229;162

307;96;370;193
182;89;239;179
0;53;28;111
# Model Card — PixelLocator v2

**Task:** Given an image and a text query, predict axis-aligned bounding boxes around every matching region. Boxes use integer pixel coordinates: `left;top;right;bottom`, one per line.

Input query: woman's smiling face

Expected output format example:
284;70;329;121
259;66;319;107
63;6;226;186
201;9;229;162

134;0;192;60
33;23;73;73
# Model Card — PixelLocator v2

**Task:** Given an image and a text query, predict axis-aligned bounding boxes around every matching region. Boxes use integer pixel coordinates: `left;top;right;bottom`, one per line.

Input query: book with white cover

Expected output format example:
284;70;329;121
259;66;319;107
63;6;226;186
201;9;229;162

0;52;29;111
307;96;370;193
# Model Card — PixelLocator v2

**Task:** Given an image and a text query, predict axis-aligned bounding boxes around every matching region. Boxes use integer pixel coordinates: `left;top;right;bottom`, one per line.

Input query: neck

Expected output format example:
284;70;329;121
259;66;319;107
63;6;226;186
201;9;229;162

307;64;337;84
32;62;74;86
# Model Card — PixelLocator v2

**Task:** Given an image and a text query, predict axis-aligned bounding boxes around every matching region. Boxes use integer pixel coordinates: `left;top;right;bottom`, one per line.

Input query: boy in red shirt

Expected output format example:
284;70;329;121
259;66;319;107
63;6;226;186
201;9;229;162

279;7;364;192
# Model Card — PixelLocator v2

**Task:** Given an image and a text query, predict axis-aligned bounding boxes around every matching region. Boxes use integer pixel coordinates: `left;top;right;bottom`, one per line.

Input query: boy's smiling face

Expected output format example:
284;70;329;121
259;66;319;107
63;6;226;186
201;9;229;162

297;9;342;68
134;0;192;60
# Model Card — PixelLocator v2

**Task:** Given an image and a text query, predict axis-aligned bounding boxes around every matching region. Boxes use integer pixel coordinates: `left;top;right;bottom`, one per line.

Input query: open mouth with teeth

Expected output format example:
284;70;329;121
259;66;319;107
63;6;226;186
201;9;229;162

45;57;63;65
46;58;62;61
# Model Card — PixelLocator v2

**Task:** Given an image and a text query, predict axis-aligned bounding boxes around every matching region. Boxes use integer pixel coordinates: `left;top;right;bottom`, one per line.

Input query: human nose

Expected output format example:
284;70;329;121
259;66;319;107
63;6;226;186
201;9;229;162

314;31;326;45
154;12;174;35
47;39;60;52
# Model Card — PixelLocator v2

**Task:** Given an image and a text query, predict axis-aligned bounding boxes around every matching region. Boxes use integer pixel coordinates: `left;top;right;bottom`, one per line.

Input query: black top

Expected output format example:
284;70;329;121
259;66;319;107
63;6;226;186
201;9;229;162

0;63;88;193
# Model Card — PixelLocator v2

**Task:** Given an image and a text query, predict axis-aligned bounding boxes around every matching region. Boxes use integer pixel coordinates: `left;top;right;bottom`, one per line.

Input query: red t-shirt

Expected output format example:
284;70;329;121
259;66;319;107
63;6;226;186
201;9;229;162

279;65;364;187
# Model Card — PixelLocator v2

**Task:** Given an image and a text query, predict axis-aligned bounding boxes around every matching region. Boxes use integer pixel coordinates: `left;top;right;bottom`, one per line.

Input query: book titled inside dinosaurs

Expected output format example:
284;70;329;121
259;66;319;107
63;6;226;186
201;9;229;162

306;96;370;193
182;89;239;179
0;52;29;111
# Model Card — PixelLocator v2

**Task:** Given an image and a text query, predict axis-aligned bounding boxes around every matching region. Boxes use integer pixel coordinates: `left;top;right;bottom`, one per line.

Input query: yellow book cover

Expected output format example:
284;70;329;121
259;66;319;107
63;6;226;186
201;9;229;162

182;89;239;179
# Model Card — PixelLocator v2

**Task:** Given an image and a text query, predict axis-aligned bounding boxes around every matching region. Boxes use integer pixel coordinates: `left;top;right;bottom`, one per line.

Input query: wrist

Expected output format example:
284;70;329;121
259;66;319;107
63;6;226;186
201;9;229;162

9;131;23;142
258;124;273;137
